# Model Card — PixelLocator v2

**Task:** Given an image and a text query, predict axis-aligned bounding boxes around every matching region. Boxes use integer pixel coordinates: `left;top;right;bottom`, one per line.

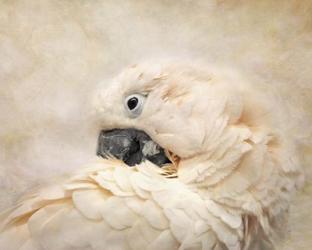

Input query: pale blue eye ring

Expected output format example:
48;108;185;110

124;94;146;118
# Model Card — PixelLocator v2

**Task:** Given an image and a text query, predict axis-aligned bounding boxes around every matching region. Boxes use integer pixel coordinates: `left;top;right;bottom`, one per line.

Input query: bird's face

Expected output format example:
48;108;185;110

93;63;250;176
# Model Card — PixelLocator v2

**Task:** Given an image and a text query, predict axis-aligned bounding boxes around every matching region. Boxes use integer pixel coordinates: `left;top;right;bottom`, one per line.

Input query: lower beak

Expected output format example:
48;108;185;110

96;128;171;167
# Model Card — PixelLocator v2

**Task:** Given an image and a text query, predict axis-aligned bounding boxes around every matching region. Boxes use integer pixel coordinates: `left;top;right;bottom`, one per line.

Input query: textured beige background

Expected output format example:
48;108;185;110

1;0;312;213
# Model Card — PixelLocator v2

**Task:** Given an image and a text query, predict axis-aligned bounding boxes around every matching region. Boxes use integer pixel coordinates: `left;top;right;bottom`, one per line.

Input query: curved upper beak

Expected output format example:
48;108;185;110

96;128;171;167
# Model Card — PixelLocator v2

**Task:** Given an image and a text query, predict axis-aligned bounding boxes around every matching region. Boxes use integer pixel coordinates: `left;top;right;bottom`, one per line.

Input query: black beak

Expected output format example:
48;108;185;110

96;128;171;167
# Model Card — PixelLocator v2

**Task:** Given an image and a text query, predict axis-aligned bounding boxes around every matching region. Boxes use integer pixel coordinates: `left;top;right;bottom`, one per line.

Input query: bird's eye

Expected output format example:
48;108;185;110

124;94;146;118
127;97;138;110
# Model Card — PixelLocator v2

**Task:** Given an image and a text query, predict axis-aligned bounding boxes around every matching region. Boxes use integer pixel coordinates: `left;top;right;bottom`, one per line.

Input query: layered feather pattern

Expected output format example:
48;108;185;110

0;158;245;250
1;62;310;249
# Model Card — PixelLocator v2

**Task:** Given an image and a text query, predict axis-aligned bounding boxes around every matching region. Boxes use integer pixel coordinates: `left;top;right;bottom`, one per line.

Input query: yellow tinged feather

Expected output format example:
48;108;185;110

142;200;169;230
72;189;109;220
100;197;139;230
149;230;179;250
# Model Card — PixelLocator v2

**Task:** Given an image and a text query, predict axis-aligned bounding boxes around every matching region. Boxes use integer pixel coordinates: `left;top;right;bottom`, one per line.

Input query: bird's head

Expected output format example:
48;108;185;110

93;62;304;221
94;63;247;167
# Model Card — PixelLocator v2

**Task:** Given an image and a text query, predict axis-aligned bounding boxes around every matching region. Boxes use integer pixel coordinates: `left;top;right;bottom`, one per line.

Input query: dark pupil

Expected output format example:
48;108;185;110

127;97;138;110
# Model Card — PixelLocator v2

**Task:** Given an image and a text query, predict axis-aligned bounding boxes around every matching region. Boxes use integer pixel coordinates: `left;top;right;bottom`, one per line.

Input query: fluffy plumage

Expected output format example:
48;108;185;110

0;63;310;249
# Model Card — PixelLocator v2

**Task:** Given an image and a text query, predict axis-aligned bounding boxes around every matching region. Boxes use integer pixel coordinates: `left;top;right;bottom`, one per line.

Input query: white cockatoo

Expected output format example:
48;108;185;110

0;63;310;250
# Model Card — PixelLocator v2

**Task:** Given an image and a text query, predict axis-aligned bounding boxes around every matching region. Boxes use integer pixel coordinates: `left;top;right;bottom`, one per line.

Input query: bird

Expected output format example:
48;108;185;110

0;62;310;250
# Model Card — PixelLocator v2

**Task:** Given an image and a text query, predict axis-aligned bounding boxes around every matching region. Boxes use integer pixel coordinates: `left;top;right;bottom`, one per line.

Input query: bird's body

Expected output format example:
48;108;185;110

0;63;311;249
0;158;274;250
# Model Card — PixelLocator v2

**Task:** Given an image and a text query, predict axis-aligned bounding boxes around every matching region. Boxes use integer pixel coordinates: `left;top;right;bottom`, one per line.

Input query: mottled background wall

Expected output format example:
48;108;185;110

1;0;312;212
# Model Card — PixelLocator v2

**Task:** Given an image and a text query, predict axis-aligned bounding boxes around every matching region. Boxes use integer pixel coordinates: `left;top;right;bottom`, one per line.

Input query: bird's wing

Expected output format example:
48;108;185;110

0;158;241;250
0;159;176;250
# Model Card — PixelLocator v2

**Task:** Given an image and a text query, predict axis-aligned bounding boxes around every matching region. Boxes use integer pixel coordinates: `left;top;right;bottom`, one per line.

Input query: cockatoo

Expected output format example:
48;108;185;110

0;63;310;250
